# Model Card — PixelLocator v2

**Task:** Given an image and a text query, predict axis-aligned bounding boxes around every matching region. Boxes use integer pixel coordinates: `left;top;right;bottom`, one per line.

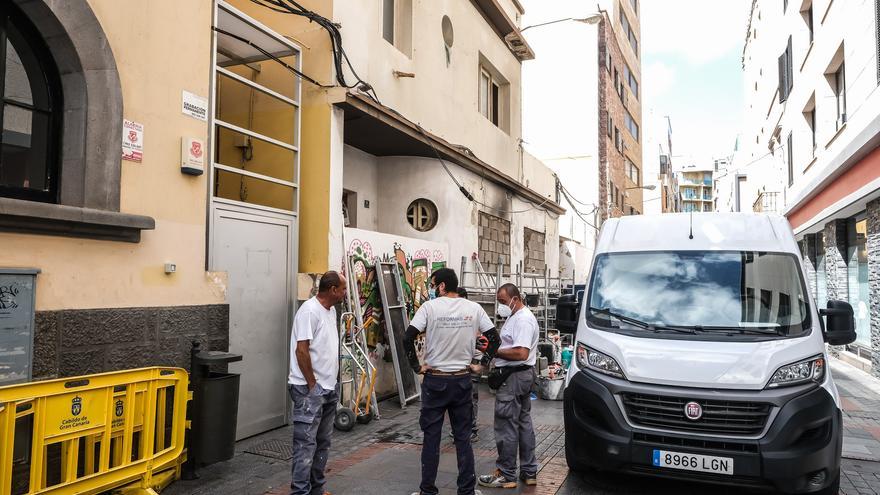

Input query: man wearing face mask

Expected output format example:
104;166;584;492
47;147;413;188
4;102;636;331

288;271;347;495
478;283;539;489
403;268;494;495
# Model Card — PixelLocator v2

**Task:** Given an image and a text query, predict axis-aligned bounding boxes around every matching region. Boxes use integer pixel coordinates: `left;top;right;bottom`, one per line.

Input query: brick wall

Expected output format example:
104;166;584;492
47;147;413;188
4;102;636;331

599;16;643;222
523;228;546;274
478;212;511;275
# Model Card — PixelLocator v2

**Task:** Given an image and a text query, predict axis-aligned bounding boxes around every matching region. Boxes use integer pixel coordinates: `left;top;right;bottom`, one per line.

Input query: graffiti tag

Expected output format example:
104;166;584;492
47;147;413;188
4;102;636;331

0;284;20;310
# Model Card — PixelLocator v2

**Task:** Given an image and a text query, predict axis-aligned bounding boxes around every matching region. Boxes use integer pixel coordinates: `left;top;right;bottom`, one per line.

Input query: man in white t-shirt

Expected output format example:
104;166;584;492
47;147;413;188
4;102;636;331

403;268;494;495
288;271;346;495
479;283;539;489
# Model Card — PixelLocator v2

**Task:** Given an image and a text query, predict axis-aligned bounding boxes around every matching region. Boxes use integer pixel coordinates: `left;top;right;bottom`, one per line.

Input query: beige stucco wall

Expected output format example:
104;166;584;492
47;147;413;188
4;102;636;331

334;0;526;180
0;0;228;311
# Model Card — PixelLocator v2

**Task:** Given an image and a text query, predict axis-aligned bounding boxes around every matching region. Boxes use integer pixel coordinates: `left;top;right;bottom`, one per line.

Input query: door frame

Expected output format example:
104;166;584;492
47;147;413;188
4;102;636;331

206;0;303;434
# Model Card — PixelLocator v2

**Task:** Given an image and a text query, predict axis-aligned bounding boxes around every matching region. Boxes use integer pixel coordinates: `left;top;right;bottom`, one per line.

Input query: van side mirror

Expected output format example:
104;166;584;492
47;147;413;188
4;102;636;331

820;300;856;346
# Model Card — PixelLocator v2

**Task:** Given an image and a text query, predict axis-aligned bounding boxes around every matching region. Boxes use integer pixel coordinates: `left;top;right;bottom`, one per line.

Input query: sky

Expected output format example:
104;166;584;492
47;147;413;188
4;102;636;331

521;0;752;169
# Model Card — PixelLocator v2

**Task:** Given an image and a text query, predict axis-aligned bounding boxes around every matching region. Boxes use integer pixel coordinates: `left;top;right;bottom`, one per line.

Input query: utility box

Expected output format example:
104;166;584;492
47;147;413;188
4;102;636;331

0;268;39;386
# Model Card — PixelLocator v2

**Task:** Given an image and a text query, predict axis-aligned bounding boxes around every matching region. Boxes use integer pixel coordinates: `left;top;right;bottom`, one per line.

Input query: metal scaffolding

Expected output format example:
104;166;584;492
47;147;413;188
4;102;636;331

459;254;574;337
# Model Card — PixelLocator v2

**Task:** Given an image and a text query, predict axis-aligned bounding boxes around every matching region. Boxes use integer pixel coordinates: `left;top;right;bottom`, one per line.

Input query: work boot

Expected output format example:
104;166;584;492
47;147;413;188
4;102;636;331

520;472;538;486
478;469;517;488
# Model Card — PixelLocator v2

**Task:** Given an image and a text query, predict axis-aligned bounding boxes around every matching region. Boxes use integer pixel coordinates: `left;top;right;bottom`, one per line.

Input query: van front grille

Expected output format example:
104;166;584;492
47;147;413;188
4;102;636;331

621;393;771;436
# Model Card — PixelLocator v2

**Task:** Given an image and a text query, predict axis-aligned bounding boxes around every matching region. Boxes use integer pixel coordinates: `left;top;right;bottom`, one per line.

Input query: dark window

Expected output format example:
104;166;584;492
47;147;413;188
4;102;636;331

382;0;395;44
624;64;639;99
614;127;621;152
808;108;816;152
607;115;613;137
786;133;794;186
834;62;847;129
620;7;639;56
778;36;793;102
0;3;62;203
625;111;639;141
491;83;500;126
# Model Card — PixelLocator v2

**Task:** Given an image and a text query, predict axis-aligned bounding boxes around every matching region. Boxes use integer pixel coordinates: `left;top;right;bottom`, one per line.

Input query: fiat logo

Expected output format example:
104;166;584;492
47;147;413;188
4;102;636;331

684;401;703;420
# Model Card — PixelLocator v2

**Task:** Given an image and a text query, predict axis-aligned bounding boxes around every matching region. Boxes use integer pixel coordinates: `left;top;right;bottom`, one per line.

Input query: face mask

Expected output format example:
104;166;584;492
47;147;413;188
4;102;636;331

497;302;513;318
428;288;437;300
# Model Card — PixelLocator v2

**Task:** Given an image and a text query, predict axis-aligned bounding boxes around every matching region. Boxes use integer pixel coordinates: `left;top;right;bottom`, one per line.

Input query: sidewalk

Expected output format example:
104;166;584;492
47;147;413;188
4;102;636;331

165;359;880;495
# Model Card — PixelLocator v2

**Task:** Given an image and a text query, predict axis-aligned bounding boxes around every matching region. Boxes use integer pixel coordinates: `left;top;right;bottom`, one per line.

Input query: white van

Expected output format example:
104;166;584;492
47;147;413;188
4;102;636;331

563;213;856;494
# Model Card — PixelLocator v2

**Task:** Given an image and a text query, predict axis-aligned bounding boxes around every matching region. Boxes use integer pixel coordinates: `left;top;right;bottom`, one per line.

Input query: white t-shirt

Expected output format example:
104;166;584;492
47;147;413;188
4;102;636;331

494;306;539;367
410;297;495;372
289;297;339;390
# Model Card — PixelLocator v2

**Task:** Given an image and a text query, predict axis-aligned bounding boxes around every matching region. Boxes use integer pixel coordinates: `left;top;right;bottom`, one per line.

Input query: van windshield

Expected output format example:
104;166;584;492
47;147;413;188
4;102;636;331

587;251;811;338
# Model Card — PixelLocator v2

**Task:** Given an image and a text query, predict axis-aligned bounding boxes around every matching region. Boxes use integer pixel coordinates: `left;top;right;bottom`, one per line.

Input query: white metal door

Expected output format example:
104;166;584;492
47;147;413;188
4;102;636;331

213;206;293;439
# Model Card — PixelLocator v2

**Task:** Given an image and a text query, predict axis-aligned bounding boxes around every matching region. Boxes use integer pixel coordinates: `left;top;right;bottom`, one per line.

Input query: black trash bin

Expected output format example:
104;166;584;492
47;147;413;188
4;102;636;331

194;371;240;464
184;341;243;478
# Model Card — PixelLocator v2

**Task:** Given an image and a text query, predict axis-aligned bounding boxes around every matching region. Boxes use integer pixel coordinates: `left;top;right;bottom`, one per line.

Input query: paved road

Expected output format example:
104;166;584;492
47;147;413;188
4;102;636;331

166;359;880;495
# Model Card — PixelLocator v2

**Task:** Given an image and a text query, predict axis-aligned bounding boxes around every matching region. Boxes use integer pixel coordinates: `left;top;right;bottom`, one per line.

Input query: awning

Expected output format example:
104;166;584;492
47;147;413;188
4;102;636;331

335;92;565;215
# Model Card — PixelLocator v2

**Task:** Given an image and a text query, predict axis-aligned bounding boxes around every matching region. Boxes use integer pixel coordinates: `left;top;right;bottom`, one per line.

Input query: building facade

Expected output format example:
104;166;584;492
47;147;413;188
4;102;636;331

643;112;678;215
677;166;715;213
0;0;563;438
738;0;880;375
521;0;643;279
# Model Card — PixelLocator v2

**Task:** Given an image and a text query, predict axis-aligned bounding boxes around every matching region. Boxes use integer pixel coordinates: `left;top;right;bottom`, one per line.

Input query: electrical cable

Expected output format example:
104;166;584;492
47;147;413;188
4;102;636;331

246;0;554;216
212;27;333;88
559;187;599;231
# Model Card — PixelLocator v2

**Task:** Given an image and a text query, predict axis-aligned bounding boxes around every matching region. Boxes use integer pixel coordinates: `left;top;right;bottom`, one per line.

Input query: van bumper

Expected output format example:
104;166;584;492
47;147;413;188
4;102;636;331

563;370;842;493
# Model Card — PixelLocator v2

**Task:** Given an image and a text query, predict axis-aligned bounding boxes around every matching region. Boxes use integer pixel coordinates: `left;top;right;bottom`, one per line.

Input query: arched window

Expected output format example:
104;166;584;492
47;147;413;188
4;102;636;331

0;2;61;203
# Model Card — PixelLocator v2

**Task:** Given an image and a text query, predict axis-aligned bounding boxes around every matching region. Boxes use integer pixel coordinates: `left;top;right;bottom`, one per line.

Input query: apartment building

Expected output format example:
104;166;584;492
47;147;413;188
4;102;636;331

522;0;644;276
643;112;678;214
739;0;880;375
0;0;563;438
677;166;715;213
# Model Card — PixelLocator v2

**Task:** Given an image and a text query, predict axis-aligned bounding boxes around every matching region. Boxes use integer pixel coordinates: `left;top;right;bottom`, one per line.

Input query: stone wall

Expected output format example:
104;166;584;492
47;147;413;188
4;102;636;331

478;211;511;274
868;198;880;377
32;304;229;380
824;219;849;356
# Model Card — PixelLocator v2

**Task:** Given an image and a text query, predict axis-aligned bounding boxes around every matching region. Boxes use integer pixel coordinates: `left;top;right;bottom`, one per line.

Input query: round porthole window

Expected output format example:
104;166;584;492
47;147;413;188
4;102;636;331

407;198;438;232
442;15;454;48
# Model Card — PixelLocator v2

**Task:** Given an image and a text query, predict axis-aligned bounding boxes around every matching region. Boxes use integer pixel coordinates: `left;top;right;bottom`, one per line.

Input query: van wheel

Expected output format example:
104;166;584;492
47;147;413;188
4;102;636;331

813;472;840;495
565;442;595;475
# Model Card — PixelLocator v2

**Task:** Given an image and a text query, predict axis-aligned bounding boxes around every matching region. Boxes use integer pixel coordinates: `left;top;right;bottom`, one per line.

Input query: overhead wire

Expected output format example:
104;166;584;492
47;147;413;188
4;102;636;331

244;0;558;217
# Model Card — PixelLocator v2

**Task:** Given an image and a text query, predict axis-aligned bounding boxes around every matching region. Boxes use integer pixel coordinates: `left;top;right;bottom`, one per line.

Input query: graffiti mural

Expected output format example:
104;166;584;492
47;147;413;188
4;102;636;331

344;228;448;348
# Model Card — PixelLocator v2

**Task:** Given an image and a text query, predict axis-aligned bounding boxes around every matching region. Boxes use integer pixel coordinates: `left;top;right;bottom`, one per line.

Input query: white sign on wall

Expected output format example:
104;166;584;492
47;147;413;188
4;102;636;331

121;119;144;162
180;137;205;175
182;90;208;121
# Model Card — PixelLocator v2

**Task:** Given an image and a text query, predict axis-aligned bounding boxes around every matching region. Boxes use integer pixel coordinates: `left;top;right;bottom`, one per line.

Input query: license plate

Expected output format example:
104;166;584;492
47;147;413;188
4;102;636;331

652;449;734;475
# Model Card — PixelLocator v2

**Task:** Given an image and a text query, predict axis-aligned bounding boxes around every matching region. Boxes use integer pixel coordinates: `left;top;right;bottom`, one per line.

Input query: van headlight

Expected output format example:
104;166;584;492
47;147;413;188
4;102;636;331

576;343;626;379
766;355;825;388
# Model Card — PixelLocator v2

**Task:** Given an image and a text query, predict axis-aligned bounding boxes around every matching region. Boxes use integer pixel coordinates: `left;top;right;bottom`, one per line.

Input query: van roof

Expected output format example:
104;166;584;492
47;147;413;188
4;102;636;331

595;213;800;254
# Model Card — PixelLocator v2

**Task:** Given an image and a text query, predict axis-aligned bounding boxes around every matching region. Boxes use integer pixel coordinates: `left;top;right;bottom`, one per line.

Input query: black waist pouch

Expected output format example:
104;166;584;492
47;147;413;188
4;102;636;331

487;364;531;390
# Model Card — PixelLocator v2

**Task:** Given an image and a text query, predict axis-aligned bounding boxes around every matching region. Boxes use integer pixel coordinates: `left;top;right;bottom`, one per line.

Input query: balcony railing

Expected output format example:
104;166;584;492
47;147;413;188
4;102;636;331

753;191;780;213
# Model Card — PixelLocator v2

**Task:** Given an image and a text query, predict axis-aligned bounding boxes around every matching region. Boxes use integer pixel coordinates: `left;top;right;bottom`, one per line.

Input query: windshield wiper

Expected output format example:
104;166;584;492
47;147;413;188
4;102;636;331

694;325;783;336
589;307;696;334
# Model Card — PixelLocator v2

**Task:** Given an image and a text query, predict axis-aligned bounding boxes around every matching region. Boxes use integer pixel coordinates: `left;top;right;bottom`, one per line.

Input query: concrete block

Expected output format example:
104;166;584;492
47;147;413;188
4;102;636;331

59;347;105;377
106;343;159;370
60;307;156;347
158;305;209;339
33;311;59;379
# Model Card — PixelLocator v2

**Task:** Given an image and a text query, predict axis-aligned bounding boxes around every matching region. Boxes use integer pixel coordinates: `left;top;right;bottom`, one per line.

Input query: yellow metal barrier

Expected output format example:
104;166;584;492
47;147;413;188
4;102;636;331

0;367;189;495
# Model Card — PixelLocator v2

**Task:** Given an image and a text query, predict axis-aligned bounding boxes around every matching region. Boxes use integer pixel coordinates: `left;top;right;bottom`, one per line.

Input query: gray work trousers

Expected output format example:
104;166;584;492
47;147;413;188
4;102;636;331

289;384;338;495
493;368;538;480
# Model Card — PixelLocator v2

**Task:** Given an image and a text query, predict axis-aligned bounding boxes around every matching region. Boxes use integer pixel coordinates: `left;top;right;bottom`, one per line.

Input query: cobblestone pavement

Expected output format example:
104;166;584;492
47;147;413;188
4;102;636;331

165;358;880;495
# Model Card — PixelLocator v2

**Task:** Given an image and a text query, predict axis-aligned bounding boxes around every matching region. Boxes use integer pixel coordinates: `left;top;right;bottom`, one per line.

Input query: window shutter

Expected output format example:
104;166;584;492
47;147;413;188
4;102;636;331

778;52;787;102
786;37;794;95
